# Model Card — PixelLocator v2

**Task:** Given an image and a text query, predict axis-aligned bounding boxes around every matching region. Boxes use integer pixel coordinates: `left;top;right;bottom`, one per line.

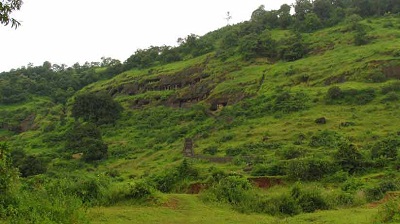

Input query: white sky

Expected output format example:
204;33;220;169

0;0;295;72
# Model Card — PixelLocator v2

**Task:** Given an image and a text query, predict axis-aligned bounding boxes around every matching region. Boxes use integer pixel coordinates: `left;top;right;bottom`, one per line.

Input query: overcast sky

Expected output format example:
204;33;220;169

0;0;295;72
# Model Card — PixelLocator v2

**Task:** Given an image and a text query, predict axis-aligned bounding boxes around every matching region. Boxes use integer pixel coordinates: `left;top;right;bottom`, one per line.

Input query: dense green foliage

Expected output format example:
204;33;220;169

65;122;108;162
71;92;122;124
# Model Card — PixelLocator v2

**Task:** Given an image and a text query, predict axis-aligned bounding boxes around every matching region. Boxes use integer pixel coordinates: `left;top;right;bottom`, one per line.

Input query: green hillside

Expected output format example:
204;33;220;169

1;1;400;223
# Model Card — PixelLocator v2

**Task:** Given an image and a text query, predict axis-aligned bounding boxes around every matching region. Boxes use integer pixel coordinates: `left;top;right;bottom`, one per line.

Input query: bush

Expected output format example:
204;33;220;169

323;170;349;183
272;91;309;113
326;87;376;105
201;175;257;212
309;130;343;148
341;178;364;193
226;147;243;156
18;155;47;177
354;24;368;46
335;142;364;173
382;92;399;103
371;135;400;160
287;158;338;181
364;180;399;202
374;199;400;223
11;184;89;224
291;184;329;213
381;81;400;94
65;123;108;162
126;181;155;200
251;163;286;176
277;146;307;160
260;194;301;216
149;160;198;193
326;86;342;101
203;146;218;155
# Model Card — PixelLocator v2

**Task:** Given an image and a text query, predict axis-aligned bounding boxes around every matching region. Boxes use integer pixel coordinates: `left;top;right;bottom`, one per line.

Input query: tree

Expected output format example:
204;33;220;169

18;155;47;177
302;12;323;32
65;122;101;152
250;5;266;24
294;0;313;22
238;33;259;60
278;4;293;29
81;138;108;162
258;30;277;58
278;31;307;61
354;23;368;46
65;123;108;162
0;0;22;28
71;92;123;125
0;143;19;216
312;0;333;22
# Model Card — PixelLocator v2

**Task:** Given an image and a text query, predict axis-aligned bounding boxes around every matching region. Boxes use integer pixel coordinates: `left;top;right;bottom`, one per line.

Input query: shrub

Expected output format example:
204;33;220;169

364;180;399;202
272;91;309;113
341;178;364;193
251;163;286;176
65;123;108;162
354;88;376;104
213;176;253;205
323;170;349;183
126;181;154;200
354;24;368;46
149;160;198;193
382;92;399;103
326;87;376;105
334;142;364;173
374;199;400;223
287;158;338;181
371;135;400;160
278;31;307;61
291;184;329;213
381;81;400;94
260;194;301;216
277;146;307;160
226;147;243;156
18;155;47;177
201;175;259;213
309;130;343;148
326;86;342;101
11;184;89;224
219;133;235;143
203;146;218;155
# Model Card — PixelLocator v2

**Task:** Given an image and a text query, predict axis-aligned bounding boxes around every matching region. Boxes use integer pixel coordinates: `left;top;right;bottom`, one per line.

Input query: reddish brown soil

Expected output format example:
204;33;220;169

368;191;400;208
187;183;208;194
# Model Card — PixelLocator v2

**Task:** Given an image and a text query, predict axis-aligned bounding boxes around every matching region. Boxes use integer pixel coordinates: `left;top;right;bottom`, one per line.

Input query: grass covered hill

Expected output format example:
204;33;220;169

1;2;400;223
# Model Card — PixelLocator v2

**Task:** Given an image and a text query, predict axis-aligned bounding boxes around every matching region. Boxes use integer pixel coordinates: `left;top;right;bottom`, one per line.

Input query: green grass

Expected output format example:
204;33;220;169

88;194;377;224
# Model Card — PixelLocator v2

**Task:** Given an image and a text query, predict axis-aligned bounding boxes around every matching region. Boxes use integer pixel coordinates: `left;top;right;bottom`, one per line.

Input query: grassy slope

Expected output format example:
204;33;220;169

88;194;377;224
86;15;400;177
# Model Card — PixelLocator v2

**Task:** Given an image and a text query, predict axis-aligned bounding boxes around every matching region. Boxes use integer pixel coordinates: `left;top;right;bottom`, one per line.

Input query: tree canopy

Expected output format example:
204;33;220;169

71;92;123;125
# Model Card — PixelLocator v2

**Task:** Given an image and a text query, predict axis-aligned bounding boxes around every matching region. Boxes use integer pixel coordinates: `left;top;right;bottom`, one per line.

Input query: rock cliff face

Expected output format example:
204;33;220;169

105;58;250;110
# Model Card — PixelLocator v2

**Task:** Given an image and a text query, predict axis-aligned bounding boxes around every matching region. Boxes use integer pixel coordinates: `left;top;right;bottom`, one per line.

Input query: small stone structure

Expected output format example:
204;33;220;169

183;138;194;157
